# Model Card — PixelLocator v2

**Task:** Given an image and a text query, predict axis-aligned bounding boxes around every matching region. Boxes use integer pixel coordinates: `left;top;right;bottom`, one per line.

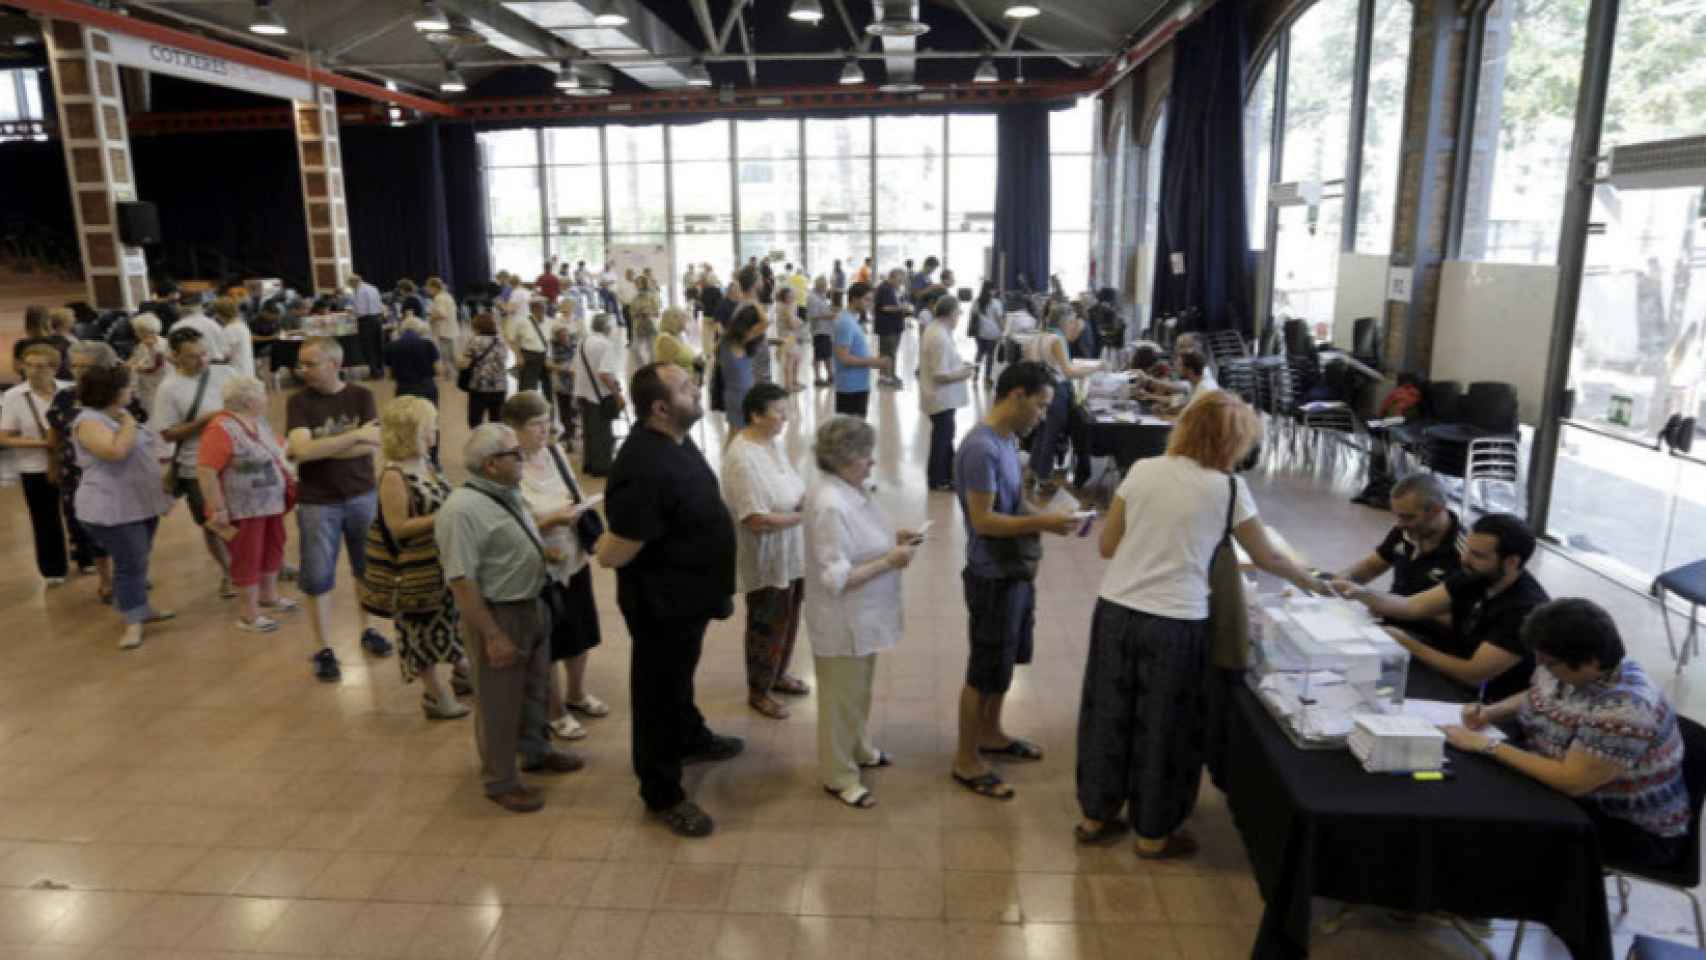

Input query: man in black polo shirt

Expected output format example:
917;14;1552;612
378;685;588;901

1335;512;1549;703
596;362;742;838
1331;473;1461;647
872;268;908;388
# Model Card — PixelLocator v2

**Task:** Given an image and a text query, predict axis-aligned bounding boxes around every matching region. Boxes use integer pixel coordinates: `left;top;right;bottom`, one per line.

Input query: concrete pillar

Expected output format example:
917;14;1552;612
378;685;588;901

293;85;353;295
42;19;149;311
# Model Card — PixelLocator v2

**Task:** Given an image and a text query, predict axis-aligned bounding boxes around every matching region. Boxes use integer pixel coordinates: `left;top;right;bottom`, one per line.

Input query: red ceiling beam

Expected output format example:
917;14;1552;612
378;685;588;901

6;0;462;118
1091;7;1198;94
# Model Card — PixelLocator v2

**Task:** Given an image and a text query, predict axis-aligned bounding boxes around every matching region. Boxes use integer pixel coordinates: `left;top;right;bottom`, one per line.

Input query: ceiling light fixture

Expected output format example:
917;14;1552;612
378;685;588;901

788;0;825;23
592;0;628;27
439;65;466;93
973;56;998;83
686;59;712;87
1002;2;1041;19
554;60;579;90
248;0;287;36
414;0;449;32
838;57;865;85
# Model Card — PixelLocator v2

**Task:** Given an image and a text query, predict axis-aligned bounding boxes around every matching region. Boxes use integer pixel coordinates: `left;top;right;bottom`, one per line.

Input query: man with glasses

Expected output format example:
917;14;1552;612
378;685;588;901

285;337;391;681
437;423;585;813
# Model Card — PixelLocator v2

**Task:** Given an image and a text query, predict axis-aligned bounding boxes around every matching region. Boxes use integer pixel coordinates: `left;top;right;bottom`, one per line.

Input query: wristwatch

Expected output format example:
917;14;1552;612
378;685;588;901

1479;740;1500;756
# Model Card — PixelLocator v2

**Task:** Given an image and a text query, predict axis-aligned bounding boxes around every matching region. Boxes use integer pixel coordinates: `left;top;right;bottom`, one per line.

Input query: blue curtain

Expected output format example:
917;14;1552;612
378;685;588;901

994;103;1050;292
342;123;455;289
1151;0;1252;334
438;122;491;296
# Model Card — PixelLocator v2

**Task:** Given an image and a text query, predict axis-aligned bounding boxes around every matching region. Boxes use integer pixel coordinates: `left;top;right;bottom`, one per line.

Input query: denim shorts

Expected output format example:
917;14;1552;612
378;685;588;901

963;570;1036;695
296;490;377;596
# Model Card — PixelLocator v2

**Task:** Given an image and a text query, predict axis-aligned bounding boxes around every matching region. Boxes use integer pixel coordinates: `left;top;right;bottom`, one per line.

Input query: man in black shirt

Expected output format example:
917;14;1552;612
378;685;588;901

1336;512;1549;703
872;268;908;388
1332;473;1461;646
596;362;742;838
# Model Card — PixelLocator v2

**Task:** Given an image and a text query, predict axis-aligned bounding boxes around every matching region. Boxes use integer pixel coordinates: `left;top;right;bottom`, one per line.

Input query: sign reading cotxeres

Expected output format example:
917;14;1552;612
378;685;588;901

108;33;314;102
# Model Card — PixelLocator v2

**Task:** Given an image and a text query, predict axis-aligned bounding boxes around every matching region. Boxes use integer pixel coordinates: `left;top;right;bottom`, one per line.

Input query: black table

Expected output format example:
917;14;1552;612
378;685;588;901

1088;414;1172;476
1225;666;1612;959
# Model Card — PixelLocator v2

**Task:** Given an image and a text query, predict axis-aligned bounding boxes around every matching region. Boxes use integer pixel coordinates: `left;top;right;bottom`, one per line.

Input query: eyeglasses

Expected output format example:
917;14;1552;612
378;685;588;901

491;449;524;461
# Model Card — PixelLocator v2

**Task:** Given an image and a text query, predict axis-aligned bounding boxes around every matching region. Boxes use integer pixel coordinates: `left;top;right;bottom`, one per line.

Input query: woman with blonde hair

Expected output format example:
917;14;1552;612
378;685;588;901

1074;391;1322;858
196;375;297;632
376;395;470;719
630;274;662;366
653;306;701;375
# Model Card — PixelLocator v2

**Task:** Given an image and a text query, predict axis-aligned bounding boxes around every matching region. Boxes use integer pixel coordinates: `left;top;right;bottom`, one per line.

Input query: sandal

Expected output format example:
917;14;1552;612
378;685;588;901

824;784;877;809
978;738;1044;761
858;751;892;769
773;675;811;696
1074;818;1129;845
951;770;1016;801
565;694;610;717
1134;829;1199;861
749;695;790;720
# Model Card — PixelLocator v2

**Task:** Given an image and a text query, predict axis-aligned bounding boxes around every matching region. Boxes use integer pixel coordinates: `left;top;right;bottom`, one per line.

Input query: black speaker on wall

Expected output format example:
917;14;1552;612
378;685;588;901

116;201;160;246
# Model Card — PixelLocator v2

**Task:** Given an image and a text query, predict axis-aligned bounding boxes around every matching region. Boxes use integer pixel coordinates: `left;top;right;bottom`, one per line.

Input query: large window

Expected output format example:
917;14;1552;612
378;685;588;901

737;119;802;271
482;130;544;274
670;120;732;302
1244;0;1413;337
947;114;996;293
545;127;605;272
805;117;872;284
875;115;945;277
0;68;46;142
1049;98;1096;296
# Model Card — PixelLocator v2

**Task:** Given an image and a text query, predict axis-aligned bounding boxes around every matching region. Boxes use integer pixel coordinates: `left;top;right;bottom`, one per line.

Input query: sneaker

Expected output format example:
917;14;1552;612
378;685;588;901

422;693;471;721
236;615;280;634
259;597;302;614
684;734;745;765
654;800;715;838
312;647;341;682
44;577;66;587
565;694;610;717
521;751;586;774
550;713;587;740
118;624;144;650
219;577;238;600
360;628;394;657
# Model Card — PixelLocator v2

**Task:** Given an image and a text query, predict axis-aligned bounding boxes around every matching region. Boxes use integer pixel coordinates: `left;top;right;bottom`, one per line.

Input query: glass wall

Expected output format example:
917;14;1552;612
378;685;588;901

1049;98;1096;295
479;105;1096;304
0;68;46;142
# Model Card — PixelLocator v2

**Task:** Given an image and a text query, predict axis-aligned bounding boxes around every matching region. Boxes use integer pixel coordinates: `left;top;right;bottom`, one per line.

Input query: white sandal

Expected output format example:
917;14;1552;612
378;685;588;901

550;712;588;740
823;784;877;809
565;694;609;717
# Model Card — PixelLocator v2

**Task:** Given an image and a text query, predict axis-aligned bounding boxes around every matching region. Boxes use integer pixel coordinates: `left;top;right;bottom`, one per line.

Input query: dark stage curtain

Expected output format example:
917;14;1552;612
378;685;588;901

993;103;1050;293
342;123;454;289
1151;0;1252;334
439;123;490;297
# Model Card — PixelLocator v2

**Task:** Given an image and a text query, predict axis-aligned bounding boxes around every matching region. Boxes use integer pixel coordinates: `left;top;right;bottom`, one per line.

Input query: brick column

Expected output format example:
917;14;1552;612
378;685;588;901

42;19;148;311
293;86;353;295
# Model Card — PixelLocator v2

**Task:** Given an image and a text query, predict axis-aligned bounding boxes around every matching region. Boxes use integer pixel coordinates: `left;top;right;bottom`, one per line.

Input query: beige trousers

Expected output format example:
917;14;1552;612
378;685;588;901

814;652;880;792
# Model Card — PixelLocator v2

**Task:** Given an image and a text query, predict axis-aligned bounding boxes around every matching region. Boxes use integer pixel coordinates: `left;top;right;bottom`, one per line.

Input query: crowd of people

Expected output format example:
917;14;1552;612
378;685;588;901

0;250;1688;875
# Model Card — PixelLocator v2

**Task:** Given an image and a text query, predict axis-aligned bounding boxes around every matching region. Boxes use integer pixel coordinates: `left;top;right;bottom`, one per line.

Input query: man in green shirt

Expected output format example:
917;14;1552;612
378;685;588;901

436;423;585;813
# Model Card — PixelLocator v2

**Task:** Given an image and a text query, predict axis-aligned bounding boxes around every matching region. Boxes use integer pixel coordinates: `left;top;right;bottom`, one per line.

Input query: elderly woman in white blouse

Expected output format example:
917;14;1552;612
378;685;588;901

803;414;921;809
723;381;812;720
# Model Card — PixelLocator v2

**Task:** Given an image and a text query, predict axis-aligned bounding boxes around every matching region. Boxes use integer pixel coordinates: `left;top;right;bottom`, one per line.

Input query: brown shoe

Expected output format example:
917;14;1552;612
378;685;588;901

488;787;545;813
521;751;586;775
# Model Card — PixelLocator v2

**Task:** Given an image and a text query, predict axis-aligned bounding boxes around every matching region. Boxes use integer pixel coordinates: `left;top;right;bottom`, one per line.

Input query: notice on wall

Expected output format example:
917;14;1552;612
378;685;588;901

1386;265;1414;302
1169;252;1186;276
108;33;314;102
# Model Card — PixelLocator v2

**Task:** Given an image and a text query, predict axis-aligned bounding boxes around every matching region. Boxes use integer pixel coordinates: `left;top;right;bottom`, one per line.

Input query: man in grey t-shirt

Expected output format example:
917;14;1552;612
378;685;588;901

153;327;235;594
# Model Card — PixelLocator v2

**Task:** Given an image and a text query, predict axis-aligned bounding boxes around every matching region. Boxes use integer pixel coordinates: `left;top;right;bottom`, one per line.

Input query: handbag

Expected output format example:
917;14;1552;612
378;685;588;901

456;338;498;392
1206;474;1251;670
468;484;570;625
983;532;1042;581
359;468;446;618
546;441;606;553
162;370;210;496
212;411;299;514
581;339;622;419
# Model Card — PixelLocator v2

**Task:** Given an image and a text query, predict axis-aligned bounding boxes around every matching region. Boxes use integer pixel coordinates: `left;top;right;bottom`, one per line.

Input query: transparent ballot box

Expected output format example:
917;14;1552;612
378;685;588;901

1245;597;1410;749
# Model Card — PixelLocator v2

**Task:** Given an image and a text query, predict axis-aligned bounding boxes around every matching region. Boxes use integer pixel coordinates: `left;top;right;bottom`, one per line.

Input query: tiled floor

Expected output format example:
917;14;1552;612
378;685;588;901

1;277;1702;958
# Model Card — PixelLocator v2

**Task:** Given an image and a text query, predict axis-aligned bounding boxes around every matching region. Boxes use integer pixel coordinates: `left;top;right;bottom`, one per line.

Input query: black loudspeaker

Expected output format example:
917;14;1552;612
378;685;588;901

116;201;160;245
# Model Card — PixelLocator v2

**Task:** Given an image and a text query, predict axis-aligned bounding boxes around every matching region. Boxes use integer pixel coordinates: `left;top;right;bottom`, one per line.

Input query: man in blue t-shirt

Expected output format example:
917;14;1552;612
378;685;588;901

951;360;1080;801
832;281;889;419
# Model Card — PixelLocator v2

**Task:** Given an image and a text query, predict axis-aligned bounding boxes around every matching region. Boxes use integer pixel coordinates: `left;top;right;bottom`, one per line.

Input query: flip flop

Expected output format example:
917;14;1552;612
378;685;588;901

858;751;892;769
773;675;811;696
1074;819;1129;845
951;770;1015;800
1134;829;1199;861
824;784;877;809
978;738;1044;761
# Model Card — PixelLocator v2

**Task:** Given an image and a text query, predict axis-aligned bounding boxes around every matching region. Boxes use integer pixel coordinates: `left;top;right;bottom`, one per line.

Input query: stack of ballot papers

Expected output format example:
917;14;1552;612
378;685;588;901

1348;713;1447;772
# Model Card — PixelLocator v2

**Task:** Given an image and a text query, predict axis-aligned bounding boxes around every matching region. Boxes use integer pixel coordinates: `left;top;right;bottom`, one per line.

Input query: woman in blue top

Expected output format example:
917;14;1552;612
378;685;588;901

70;364;173;651
720;303;766;434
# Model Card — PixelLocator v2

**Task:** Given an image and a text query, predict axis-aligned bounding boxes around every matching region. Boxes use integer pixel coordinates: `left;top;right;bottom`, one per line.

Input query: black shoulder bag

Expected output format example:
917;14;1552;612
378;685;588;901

457;338;499;392
545;442;606;553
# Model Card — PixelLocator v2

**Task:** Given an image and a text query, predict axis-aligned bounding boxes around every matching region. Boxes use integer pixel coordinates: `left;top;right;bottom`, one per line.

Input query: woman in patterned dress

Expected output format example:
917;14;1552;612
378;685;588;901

377;395;470;720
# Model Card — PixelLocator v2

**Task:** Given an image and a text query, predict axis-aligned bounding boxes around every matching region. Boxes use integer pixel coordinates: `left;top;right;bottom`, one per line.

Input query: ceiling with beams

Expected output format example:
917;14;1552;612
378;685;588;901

35;0;1182;103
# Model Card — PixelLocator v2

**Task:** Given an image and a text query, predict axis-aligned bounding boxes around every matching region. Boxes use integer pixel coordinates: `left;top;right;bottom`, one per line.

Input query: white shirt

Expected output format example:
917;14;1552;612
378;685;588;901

175;311;228;362
616;278;638;306
518;446;590;582
153;365;236;476
573;332;622;403
722;433;807;592
1182;370;1221;411
429;291;459;339
507;310;547;354
1098;455;1257;621
223;321;255;379
803;474;903;658
0;380;68;473
919;321;970;415
974;301;1004;341
351;282;383;317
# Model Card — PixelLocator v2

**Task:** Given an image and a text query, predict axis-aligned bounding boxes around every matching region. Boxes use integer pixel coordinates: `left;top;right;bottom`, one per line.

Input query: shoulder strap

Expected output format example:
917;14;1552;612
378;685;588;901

469;484;550;562
545;442;584;504
187;370;211;422
22;390;48;436
580;339;607;401
528;315;548;348
372;465;405;555
1223;475;1237;539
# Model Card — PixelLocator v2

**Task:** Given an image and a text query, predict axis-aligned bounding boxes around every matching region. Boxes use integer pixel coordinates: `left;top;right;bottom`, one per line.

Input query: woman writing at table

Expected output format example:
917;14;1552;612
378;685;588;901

1444;598;1688;869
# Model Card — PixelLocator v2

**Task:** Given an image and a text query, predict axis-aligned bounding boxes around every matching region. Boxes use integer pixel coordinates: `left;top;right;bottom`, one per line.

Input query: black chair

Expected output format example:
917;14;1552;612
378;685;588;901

1423;381;1518;479
1511;715;1706;957
1351;316;1382;370
1654;559;1706;671
1630;934;1706;958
